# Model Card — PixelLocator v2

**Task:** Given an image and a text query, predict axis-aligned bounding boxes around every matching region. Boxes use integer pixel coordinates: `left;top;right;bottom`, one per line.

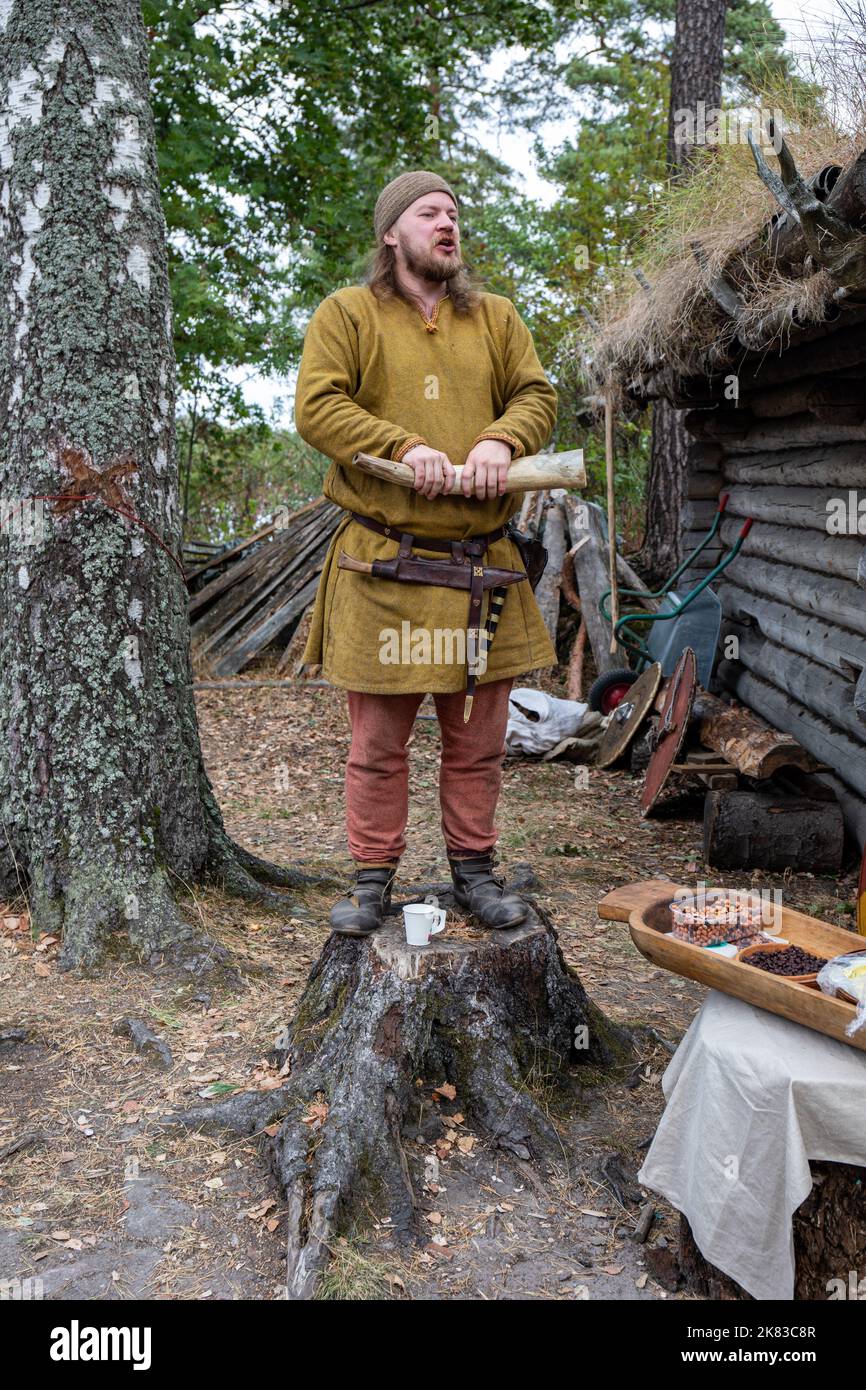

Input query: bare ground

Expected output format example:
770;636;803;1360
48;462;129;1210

1;667;860;1301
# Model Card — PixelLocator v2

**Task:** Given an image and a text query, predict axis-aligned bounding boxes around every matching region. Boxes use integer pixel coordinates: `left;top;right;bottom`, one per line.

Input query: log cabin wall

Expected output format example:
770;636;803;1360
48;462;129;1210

673;311;866;846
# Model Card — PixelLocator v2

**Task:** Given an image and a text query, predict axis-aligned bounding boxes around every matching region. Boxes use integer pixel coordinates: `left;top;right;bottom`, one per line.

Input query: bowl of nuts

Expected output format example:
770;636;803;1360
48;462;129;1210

667;888;769;948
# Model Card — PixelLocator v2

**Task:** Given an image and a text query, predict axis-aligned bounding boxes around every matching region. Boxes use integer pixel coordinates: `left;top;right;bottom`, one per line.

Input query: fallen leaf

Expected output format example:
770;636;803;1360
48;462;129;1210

425;1211;442;1225
433;1082;456;1102
456;1136;475;1155
198;1082;239;1099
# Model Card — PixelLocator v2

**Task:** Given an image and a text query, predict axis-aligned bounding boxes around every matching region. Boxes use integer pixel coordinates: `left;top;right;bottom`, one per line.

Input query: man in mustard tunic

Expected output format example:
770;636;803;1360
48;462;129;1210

295;170;557;936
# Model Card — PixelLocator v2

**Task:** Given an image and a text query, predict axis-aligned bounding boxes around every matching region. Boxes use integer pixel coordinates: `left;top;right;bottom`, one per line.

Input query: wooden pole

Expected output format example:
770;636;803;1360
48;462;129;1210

605;389;620;654
351;448;586;495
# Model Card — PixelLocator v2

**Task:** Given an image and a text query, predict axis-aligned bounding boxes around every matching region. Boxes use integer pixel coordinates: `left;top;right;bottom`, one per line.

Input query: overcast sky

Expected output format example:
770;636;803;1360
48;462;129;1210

239;0;851;425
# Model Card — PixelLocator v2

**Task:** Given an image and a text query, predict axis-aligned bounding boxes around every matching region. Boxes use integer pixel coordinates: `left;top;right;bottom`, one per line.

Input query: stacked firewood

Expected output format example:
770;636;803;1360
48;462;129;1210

187;497;341;677
518;488;653;698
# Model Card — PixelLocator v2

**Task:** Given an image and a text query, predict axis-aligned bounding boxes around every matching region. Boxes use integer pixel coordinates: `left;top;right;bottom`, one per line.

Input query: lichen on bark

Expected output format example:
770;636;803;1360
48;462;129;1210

0;0;309;970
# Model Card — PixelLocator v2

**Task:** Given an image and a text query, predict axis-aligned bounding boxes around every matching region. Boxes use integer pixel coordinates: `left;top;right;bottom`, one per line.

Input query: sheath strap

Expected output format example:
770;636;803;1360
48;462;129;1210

348;510;513;720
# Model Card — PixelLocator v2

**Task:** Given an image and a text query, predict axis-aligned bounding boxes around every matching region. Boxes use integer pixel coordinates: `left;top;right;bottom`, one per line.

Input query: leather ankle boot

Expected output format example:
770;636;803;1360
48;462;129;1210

448;850;530;930
330;864;397;937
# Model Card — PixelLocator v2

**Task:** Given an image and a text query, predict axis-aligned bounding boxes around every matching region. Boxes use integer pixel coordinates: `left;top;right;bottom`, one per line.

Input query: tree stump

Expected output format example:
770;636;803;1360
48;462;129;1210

679;1160;866;1299
266;901;630;1298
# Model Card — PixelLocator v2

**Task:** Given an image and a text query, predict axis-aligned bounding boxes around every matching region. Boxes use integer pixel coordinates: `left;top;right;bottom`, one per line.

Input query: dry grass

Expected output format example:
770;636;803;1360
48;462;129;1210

582;36;866;395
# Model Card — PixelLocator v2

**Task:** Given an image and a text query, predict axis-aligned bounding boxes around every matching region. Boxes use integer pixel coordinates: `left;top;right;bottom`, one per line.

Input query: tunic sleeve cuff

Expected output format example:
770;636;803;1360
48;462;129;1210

392;435;427;462
472;431;524;459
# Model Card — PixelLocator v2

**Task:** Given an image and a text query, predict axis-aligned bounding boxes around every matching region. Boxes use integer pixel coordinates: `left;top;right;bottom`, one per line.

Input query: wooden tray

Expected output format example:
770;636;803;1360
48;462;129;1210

598;879;866;1053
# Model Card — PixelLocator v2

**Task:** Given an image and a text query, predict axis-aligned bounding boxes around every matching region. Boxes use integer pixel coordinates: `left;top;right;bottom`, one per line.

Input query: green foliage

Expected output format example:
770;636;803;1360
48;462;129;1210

145;0;555;406
178;410;328;541
146;0;800;543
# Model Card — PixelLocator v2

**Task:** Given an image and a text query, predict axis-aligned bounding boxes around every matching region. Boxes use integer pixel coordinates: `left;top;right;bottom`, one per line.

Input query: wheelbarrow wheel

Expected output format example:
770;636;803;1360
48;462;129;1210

587;668;636;715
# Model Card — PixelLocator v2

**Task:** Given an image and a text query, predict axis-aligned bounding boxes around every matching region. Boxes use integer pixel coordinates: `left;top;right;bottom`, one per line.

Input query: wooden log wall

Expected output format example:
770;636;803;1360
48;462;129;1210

674;309;866;845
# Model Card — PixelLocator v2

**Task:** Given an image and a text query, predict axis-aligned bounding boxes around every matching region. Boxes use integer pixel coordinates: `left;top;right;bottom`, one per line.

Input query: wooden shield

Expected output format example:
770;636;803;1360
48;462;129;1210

596;663;663;770
640;647;697;818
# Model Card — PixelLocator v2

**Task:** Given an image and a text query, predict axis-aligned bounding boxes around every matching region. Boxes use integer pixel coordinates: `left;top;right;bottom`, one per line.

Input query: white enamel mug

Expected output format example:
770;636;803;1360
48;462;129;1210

402;902;447;946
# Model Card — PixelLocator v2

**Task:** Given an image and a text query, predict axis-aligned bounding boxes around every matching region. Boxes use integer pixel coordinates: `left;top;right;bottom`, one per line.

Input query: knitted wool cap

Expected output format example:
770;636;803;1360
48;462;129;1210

373;170;459;241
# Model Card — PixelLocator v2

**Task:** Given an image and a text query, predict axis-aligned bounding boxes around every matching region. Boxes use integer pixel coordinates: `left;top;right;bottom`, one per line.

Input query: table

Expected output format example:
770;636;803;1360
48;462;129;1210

637;989;866;1300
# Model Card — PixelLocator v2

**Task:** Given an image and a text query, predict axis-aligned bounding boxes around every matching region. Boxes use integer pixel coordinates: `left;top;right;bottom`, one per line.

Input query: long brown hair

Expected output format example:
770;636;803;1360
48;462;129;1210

365;243;482;313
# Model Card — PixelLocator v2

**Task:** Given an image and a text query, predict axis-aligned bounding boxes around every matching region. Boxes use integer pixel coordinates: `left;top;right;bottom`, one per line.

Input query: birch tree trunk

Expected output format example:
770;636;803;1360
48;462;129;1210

0;0;305;970
637;0;728;585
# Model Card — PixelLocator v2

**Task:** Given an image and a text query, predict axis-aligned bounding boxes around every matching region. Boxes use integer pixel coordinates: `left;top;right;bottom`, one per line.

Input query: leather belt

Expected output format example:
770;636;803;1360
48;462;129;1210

341;510;527;721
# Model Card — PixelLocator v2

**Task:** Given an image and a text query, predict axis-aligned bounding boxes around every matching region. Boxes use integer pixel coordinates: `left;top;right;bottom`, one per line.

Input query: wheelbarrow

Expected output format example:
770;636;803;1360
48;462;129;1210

588;495;754;714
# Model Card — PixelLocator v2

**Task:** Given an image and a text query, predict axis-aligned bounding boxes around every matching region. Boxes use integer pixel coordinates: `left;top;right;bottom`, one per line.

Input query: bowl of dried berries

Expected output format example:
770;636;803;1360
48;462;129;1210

736;941;831;985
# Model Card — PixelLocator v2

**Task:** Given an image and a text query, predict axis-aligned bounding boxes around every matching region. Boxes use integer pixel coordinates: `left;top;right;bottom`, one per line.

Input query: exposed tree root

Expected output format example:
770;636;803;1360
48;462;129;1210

162;890;632;1299
226;839;340;891
46;863;232;976
162;1084;295;1137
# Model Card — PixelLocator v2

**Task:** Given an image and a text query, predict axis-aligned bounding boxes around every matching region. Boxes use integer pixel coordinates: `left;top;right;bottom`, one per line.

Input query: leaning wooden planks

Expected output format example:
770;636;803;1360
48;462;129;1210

189;498;342;675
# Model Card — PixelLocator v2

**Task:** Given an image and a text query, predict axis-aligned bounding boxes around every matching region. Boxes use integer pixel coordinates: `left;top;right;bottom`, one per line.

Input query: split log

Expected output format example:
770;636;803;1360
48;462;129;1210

563;497;618;674
277;602;315;674
721;581;866;676
211;572;321;677
264;906;629;1298
189;500;341;675
719;517;863;583
725;622;866;747
680;1160;866;1300
351;448;586;494
703;787;843;872
723;441;866;489
716;660;866;799
616;552;659;611
185;496;326;585
189;502;337;621
533;491;568;647
568;619;587;701
693;689;816;778
517;489;537;531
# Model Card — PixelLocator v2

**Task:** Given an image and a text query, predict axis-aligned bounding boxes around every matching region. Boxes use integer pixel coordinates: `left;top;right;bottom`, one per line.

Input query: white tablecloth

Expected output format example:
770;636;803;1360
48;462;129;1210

637;989;866;1300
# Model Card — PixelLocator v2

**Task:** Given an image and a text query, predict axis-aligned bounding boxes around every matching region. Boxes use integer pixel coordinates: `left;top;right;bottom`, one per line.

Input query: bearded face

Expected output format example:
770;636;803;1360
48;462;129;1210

386;193;464;284
397;228;463;282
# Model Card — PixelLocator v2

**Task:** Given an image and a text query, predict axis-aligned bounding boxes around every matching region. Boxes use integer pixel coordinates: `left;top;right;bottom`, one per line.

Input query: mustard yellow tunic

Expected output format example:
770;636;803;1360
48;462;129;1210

295;285;558;694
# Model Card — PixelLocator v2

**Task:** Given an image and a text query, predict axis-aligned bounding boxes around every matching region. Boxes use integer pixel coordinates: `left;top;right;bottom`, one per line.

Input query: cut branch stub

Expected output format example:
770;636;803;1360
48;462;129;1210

267;907;630;1298
690;240;744;320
